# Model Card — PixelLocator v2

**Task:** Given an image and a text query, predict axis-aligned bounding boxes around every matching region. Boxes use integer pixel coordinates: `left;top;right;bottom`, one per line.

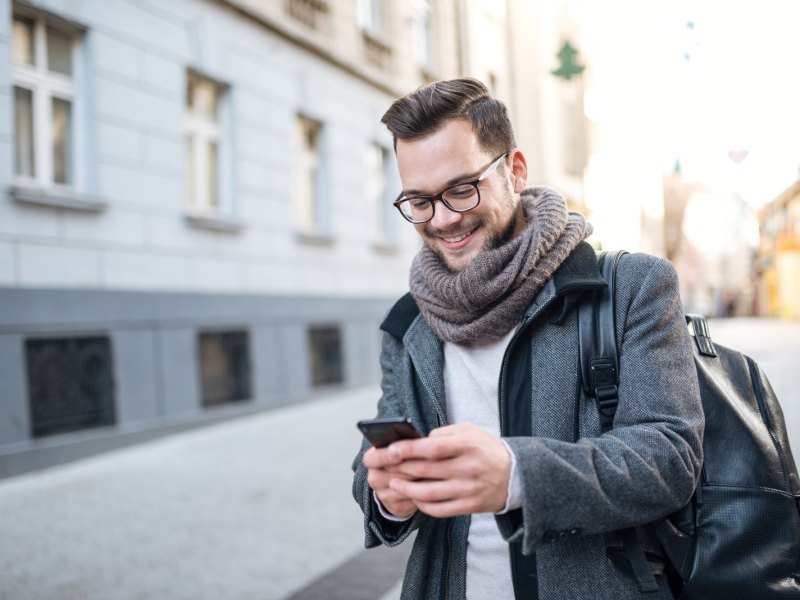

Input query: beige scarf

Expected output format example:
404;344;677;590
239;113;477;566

409;186;592;344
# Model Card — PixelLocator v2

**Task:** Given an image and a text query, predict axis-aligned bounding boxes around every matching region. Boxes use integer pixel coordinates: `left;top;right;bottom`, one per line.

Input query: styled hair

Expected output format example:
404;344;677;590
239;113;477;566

381;77;516;155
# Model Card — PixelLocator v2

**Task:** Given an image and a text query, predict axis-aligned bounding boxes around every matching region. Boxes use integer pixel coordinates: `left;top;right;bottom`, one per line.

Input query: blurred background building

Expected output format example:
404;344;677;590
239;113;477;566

756;179;800;318
0;0;555;466
1;0;799;467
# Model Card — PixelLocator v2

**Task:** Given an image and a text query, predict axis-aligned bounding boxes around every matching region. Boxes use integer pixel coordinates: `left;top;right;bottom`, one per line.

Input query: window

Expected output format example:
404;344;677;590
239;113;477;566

412;0;434;71
366;143;396;245
185;72;224;214
11;13;79;189
26;336;116;438
292;115;328;236
308;326;344;387
358;0;391;67
357;0;382;36
198;331;252;407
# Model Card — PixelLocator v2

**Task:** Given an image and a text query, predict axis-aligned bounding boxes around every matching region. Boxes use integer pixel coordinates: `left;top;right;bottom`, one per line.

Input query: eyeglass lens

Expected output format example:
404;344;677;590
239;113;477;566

399;183;479;223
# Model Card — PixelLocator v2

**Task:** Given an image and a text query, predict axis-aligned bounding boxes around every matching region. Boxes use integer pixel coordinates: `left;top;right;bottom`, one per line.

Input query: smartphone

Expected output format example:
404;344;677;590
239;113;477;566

357;416;423;448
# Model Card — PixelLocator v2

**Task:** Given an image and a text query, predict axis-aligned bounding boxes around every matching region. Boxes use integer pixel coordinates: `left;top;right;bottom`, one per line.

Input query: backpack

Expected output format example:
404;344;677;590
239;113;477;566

578;250;800;599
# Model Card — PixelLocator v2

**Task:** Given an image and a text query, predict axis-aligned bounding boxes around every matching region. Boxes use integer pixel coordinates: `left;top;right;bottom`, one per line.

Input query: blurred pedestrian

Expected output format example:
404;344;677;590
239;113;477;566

352;78;703;599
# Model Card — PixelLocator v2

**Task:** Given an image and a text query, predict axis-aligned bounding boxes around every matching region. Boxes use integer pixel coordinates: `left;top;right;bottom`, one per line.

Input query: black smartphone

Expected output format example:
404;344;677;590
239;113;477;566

357;417;423;448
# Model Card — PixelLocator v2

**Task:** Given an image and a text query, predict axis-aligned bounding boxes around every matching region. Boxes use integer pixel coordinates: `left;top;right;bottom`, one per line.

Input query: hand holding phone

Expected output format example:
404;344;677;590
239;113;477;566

357;416;423;448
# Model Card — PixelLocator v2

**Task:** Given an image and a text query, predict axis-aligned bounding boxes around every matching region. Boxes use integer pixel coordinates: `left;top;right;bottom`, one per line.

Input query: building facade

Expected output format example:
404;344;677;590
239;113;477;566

0;0;532;473
756;179;800;319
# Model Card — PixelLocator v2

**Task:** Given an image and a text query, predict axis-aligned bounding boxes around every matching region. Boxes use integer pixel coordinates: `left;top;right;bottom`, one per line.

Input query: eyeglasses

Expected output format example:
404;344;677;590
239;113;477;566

393;152;508;224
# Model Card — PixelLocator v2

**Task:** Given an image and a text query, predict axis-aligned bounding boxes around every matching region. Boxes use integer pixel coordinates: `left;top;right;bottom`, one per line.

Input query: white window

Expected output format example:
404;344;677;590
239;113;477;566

292;115;328;236
366;143;396;245
357;0;382;36
185;73;224;214
412;0;434;70
11;13;79;189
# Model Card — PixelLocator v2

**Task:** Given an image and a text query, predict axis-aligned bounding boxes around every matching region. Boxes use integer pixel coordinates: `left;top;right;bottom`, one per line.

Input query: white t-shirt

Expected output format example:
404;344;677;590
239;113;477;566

444;329;518;600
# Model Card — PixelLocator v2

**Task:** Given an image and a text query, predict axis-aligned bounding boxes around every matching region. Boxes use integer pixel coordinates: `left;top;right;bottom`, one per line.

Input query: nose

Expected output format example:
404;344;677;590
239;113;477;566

428;200;463;231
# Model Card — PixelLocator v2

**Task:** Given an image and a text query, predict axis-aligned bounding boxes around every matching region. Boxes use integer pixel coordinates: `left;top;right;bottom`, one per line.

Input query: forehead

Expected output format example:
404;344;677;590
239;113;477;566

395;119;489;193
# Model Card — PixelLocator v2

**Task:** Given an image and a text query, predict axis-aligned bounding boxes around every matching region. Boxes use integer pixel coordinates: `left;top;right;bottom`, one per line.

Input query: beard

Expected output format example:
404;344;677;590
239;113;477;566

422;188;521;272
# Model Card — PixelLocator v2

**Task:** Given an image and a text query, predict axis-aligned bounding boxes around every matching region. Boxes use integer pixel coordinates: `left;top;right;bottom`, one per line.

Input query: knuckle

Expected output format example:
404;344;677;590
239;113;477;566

464;460;481;479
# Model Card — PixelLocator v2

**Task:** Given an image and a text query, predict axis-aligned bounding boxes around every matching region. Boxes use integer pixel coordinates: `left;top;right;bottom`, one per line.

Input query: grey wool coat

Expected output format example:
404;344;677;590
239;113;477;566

352;244;704;599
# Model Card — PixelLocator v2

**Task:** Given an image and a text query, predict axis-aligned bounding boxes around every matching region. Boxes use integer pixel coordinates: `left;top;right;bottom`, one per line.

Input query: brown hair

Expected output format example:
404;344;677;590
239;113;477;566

381;77;515;156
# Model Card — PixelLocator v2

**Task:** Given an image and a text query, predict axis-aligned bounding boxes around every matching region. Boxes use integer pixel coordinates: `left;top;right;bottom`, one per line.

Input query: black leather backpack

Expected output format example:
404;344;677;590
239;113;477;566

579;250;800;599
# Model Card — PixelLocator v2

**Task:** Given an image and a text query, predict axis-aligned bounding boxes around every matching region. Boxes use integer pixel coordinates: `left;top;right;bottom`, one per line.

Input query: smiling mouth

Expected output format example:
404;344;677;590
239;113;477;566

440;227;477;244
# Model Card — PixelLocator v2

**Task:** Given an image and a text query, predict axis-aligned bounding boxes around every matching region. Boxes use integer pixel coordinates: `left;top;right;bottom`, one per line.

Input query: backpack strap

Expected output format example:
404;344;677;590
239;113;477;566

578;250;660;594
578;250;625;431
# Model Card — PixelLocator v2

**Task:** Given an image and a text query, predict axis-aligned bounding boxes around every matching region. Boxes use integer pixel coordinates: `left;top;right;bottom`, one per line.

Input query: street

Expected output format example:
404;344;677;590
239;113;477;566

707;318;800;455
0;318;798;599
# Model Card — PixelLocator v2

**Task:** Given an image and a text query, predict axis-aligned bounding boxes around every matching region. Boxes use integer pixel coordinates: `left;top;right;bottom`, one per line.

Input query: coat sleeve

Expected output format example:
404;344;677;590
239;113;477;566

351;330;429;548
497;254;704;555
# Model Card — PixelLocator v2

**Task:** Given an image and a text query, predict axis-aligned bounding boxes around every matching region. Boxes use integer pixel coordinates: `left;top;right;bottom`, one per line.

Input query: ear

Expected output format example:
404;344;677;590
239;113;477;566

509;149;528;193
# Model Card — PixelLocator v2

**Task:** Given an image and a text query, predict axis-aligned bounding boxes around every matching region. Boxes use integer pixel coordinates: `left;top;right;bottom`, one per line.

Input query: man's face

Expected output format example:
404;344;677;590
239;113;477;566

395;119;527;272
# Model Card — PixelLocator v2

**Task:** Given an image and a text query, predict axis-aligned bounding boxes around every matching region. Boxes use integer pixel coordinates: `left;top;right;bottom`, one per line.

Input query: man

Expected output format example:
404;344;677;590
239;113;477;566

352;78;703;599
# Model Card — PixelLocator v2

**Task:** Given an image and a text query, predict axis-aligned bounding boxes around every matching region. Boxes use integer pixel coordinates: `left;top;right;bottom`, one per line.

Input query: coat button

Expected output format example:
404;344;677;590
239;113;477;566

542;530;557;543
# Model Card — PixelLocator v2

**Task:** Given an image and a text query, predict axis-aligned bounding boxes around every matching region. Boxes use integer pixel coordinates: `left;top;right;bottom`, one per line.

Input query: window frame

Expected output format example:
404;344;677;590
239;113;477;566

11;10;82;193
308;324;345;387
182;70;239;231
412;0;435;72
356;0;383;37
197;329;253;408
366;142;398;248
292;114;331;240
185;72;222;214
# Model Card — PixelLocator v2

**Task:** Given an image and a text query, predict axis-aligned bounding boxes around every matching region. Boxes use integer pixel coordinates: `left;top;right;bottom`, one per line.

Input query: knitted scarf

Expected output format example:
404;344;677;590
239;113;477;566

409;186;592;345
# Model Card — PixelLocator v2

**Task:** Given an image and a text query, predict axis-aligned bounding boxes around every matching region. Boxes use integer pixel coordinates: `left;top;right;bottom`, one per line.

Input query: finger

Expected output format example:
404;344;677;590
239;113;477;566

368;466;419;492
363;447;402;469
388;436;462;463
389;457;458;480
390;476;474;504
367;467;393;491
415;498;476;519
390;480;481;518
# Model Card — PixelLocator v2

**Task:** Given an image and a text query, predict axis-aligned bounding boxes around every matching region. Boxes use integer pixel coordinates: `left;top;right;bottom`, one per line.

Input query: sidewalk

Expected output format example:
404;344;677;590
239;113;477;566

707;318;800;456
0;385;405;600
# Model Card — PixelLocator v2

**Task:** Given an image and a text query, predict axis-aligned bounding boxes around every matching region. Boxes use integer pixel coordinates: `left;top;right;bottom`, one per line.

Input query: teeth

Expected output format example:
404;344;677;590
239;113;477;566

443;230;473;243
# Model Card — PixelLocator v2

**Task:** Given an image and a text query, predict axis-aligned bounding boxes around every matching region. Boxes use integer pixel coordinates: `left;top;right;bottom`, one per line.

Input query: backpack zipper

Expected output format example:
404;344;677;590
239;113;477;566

747;355;792;492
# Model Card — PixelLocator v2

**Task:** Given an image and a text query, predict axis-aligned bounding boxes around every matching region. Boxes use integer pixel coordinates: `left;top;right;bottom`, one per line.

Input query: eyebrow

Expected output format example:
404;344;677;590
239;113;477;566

402;166;483;196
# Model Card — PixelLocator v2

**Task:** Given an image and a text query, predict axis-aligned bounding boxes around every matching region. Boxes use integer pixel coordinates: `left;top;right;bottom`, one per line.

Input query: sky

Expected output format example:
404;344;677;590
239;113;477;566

579;0;800;207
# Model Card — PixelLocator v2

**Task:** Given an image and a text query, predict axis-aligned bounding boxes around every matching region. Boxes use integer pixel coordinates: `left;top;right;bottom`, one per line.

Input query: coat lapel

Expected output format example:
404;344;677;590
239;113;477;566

404;315;447;425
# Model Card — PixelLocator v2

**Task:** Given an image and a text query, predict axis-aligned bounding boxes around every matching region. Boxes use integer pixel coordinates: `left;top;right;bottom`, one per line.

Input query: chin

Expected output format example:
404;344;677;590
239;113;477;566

436;245;480;272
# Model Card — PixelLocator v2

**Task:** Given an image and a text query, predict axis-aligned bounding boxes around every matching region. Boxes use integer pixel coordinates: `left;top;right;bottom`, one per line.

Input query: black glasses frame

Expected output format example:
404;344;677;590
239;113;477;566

392;152;508;224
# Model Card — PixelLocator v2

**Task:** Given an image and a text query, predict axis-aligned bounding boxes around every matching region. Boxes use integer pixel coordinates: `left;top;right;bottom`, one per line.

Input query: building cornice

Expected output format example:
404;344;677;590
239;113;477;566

217;0;404;98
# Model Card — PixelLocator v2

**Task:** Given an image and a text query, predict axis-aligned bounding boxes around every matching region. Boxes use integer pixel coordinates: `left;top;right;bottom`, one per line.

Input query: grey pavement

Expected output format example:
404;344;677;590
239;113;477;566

706;318;800;457
0;385;409;600
0;318;798;600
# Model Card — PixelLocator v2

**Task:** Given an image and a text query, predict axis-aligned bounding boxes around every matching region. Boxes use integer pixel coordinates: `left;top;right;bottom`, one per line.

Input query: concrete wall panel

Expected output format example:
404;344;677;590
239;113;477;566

113;329;160;423
156;327;199;417
0;335;28;445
